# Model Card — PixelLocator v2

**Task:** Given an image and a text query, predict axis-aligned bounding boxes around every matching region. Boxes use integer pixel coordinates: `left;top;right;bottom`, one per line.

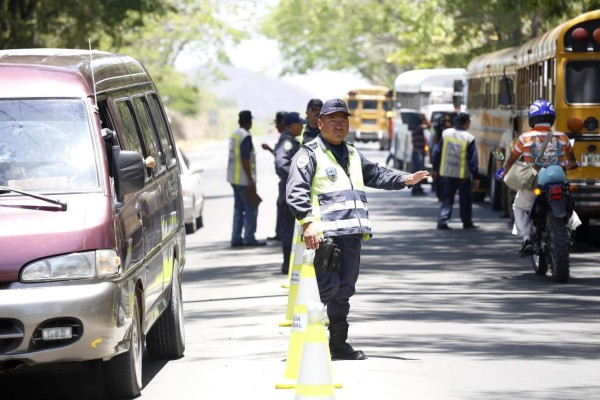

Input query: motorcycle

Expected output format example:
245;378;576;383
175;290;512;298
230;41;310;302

495;161;576;283
529;164;574;283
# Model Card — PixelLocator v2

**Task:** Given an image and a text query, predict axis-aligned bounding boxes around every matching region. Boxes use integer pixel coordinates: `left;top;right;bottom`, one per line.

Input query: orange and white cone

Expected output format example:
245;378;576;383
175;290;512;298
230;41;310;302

295;303;335;400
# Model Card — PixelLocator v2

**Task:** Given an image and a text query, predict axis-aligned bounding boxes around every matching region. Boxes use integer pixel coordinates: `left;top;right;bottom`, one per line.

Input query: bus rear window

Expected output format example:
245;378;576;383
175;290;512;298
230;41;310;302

565;61;600;104
347;100;358;110
362;100;378;110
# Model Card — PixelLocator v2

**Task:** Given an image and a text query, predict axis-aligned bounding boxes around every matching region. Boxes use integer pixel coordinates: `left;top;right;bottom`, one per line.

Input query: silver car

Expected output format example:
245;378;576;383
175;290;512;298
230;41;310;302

177;148;204;234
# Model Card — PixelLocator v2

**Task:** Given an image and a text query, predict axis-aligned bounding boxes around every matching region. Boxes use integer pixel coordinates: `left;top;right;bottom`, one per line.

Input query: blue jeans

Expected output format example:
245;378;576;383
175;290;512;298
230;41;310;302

231;184;258;245
411;151;425;193
437;176;473;226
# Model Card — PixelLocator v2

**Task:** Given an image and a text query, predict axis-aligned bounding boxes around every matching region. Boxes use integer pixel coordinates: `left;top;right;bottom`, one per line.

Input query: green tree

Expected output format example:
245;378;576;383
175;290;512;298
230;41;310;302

0;0;168;49
262;0;600;85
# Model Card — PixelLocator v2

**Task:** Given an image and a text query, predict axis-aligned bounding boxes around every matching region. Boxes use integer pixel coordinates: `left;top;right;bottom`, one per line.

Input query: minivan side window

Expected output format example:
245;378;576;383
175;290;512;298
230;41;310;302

132;96;166;175
115;100;144;156
147;94;176;168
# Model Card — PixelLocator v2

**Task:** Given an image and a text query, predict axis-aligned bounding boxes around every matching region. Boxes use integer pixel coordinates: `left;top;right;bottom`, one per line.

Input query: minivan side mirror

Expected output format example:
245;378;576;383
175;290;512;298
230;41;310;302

112;146;145;202
499;77;514;106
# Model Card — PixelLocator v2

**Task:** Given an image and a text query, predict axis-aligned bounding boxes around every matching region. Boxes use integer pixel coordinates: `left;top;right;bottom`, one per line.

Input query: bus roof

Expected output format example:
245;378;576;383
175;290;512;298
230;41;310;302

394;68;466;94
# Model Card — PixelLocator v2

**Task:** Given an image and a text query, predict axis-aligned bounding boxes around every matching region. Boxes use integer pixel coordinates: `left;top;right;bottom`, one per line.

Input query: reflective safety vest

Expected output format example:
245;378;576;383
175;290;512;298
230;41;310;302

227;127;256;185
439;128;474;179
306;139;372;240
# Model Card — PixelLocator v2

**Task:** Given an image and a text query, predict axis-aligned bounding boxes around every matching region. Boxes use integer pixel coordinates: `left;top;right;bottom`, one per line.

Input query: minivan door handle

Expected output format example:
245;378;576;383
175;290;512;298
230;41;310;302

135;203;143;224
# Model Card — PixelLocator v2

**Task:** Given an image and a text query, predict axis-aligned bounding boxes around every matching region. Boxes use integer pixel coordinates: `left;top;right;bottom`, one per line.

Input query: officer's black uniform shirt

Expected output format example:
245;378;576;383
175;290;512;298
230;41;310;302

303;124;320;144
274;130;300;180
286;134;411;224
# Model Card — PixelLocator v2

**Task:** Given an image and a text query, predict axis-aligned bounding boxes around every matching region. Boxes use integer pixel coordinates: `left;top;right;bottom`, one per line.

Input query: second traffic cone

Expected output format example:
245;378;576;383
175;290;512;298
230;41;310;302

295;303;336;400
282;220;305;289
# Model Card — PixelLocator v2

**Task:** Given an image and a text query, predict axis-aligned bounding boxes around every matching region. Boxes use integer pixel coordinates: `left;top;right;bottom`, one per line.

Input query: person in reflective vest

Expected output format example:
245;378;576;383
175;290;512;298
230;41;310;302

286;98;429;360
431;112;479;230
227;110;265;247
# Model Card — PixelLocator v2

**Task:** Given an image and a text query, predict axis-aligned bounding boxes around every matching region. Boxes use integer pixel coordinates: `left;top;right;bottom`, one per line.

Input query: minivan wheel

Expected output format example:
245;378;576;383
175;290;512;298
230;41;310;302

146;259;185;359
102;295;143;399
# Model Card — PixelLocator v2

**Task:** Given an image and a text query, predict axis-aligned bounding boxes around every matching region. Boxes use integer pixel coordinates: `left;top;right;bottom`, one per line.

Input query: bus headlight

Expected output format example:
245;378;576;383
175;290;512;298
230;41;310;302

21;250;120;282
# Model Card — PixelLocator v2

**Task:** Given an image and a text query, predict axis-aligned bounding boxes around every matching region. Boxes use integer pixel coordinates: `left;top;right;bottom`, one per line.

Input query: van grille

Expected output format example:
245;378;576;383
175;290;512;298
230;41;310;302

0;319;24;354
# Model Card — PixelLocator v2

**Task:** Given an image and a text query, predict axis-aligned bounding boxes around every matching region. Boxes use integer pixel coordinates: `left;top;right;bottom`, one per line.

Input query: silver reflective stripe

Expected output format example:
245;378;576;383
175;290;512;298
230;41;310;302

320;218;371;232
319;199;367;214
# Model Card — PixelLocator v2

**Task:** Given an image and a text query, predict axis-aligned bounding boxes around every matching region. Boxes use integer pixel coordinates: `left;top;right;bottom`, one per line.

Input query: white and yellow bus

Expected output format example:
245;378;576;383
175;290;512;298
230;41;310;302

466;10;600;223
344;85;394;150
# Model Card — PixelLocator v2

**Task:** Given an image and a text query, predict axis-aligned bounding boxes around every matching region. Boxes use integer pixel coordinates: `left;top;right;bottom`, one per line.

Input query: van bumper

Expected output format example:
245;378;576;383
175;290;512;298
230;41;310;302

0;280;132;368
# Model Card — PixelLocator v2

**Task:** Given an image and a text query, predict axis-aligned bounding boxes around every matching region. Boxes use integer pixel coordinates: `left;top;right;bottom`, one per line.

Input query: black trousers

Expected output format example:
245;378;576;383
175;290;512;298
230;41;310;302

315;235;361;319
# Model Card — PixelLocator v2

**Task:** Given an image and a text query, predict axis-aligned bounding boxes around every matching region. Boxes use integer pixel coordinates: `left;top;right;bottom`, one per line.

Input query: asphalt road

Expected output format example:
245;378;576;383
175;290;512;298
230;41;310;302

2;135;599;399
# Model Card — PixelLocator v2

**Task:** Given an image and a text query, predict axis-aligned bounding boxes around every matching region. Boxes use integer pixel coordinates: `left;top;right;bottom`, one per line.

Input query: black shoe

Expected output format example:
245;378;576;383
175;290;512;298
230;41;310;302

437;224;452;230
411;191;426;196
463;224;480;230
243;240;266;247
267;235;281;241
330;342;366;360
231;241;243;248
518;239;533;257
281;263;289;274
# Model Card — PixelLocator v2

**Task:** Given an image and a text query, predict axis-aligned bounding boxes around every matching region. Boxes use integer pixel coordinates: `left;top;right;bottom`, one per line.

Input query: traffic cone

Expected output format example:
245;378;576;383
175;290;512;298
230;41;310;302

279;228;308;328
295;303;336;400
275;251;321;389
282;220;305;289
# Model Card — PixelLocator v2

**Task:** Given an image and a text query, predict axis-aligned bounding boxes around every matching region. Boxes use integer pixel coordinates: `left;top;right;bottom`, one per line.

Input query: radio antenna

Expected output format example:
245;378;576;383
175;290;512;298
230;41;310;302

89;38;98;113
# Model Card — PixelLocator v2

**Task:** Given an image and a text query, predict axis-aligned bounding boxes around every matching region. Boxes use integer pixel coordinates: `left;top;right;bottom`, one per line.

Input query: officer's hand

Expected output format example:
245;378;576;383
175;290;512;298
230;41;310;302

403;170;430;186
302;222;320;250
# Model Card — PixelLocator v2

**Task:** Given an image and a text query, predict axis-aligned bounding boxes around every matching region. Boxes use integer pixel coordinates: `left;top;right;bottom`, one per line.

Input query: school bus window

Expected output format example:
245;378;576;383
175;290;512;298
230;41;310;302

565;60;600;104
347;100;358;110
362;100;378;110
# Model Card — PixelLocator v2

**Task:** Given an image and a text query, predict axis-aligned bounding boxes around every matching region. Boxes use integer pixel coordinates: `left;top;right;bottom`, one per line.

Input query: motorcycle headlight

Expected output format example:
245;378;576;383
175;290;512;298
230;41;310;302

21;250;121;282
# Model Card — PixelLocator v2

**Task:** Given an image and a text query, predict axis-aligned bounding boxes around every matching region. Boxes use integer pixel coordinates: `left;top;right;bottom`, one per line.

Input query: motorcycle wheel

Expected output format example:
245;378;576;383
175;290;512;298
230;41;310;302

548;214;570;283
531;251;548;276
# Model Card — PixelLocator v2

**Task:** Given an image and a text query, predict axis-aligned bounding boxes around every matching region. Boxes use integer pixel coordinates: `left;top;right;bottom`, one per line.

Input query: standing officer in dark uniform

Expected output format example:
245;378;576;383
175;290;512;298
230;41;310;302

301;98;323;144
275;112;304;274
286;99;429;360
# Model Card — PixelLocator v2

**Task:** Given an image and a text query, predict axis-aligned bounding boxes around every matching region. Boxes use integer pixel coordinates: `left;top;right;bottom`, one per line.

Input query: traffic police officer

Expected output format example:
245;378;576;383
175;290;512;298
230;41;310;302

286;99;429;360
431;112;479;230
275;112;303;273
300;98;322;144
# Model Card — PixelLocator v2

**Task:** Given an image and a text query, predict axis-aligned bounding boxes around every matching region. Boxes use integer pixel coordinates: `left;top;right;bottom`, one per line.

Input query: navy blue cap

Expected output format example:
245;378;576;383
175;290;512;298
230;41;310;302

283;112;306;126
238;110;253;123
320;99;351;116
275;111;288;124
306;98;323;110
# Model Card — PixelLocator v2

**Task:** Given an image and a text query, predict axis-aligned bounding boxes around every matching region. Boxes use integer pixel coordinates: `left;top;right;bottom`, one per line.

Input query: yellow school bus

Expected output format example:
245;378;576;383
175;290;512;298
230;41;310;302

466;10;600;222
344;85;394;150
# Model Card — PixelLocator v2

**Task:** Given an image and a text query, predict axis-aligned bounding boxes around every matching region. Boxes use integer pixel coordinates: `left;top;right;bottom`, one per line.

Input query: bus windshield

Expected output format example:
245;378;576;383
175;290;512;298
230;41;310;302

565;61;600;104
0;99;99;192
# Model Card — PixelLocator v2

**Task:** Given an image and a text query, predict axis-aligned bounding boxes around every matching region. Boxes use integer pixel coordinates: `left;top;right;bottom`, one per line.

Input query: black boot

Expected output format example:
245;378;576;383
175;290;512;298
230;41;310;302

328;321;366;360
281;246;291;274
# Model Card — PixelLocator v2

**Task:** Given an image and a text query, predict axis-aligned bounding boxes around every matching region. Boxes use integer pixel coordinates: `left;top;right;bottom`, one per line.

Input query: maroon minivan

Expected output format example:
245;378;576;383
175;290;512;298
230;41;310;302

0;49;186;398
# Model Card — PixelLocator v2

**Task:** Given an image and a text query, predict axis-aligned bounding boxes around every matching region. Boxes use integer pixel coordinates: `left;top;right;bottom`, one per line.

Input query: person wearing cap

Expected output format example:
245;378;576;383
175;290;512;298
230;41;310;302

286;99;429;360
262;111;287;157
227;110;266;247
300;98;323;145
431;112;480;230
263;111;288;241
274;112;304;273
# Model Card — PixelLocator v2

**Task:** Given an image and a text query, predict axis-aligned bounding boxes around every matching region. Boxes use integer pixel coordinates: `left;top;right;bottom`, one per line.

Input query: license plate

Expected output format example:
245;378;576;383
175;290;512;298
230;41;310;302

581;153;600;167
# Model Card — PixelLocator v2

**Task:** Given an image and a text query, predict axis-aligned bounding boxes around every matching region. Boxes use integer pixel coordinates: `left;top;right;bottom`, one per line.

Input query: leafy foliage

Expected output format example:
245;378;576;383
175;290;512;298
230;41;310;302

262;0;600;86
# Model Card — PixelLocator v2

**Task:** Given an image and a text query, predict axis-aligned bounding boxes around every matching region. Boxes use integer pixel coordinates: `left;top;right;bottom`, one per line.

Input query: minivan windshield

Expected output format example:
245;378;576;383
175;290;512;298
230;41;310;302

0;99;98;192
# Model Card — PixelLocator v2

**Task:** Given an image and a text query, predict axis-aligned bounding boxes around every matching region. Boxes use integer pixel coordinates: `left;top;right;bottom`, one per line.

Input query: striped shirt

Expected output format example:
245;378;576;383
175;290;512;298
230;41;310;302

512;126;572;167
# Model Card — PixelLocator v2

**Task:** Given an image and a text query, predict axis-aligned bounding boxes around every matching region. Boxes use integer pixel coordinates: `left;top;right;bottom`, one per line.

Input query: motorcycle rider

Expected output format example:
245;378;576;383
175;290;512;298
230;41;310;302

501;99;578;256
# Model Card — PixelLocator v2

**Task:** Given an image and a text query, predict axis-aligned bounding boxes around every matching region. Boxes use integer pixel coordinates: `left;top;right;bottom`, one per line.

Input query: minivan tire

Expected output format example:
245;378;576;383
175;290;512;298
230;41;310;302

146;259;185;359
102;295;143;399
